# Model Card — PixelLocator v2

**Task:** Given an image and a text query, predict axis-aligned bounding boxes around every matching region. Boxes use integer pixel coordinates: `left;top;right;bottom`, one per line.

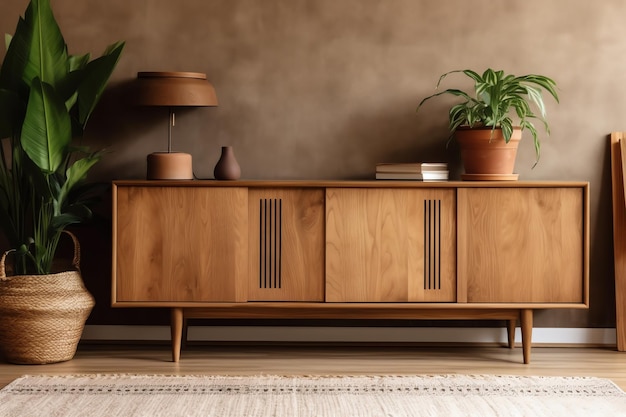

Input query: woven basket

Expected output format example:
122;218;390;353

0;232;95;364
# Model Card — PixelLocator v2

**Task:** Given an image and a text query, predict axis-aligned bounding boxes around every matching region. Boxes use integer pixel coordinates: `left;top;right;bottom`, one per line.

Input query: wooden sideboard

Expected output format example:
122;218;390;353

111;180;589;363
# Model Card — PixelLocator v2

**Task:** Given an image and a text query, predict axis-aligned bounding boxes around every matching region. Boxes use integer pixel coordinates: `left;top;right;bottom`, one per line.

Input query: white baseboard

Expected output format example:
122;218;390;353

82;325;617;347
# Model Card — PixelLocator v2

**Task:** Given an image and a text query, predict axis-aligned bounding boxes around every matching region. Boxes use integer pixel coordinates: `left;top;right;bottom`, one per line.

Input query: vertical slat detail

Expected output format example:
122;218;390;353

424;199;442;291
278;199;282;289
264;199;268;289
258;198;283;289
267;198;271;288
423;200;428;290
259;199;263;289
437;199;441;290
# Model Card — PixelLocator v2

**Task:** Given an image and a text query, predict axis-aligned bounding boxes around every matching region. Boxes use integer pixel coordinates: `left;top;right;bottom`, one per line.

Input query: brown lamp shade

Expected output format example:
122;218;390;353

135;71;218;107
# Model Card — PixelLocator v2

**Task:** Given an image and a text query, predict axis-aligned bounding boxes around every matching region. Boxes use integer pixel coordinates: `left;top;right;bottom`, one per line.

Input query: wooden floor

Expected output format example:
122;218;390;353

0;344;625;390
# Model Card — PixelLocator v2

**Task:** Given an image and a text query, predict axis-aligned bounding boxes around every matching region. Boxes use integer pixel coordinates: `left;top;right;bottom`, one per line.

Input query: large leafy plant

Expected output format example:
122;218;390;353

417;69;559;164
0;0;124;274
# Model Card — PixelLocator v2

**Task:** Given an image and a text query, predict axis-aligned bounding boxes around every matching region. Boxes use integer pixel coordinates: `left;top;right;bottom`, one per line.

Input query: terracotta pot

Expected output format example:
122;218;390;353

455;127;522;177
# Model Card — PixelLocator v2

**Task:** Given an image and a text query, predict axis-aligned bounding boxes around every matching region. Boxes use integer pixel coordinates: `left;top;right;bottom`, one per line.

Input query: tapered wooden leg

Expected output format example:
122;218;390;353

520;309;533;364
507;319;516;349
171;308;184;362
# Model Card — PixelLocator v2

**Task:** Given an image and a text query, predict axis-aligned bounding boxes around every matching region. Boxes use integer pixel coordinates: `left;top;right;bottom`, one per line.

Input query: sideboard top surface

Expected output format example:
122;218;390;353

113;180;589;189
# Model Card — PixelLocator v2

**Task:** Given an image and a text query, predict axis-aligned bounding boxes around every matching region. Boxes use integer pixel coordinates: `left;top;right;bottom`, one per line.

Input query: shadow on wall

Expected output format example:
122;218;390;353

85;79;159;181
220;98;461;180
589;139;619;327
327;98;458;180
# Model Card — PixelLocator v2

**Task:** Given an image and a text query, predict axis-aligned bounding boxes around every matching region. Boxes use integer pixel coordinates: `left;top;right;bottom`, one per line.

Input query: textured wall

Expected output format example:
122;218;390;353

1;0;624;328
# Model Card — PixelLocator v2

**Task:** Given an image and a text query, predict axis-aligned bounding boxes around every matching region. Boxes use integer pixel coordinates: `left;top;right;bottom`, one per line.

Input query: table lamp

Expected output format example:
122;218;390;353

135;71;218;179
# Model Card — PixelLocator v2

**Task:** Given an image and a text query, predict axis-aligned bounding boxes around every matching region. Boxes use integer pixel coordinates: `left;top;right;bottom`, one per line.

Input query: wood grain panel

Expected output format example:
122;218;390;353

247;188;325;301
459;187;585;303
325;188;456;302
114;186;248;303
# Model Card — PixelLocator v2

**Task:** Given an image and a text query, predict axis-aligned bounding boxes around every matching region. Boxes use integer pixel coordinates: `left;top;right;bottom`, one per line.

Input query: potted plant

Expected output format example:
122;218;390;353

417;69;559;179
0;0;124;363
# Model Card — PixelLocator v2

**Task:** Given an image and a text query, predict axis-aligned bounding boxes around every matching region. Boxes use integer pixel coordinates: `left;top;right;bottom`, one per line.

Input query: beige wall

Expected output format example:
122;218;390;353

1;0;623;328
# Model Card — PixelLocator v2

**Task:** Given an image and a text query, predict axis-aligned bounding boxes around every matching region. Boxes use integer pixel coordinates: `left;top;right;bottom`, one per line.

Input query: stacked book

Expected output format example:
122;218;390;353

375;162;449;181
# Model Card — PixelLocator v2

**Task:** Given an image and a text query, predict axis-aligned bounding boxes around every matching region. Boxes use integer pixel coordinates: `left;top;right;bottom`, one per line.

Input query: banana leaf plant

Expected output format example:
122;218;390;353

0;0;124;274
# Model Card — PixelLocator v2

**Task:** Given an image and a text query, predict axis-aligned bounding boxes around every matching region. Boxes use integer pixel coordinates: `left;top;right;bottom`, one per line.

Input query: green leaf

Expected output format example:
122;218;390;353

77;41;125;127
520;74;559;103
51;210;88;229
20;77;72;173
23;0;68;88
436;70;465;88
0;0;69;139
61;54;90;111
500;119;513;142
0;17;31;96
462;70;482;84
483;69;497;85
417;88;471;111
525;85;546;117
68;53;90;72
4;34;12;51
56;152;101;210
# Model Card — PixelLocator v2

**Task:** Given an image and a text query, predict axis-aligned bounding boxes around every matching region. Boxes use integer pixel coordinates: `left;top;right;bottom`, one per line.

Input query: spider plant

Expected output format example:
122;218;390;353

417;69;559;165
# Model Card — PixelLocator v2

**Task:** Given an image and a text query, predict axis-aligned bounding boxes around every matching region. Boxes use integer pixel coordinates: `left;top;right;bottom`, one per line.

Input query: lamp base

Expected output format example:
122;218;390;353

147;152;193;180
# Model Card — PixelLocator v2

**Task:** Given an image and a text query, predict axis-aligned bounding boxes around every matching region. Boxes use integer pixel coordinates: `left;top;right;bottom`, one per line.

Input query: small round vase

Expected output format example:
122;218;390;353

213;146;241;180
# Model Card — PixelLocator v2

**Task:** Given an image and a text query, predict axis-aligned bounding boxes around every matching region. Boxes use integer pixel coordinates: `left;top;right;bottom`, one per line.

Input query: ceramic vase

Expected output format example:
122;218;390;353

213;146;241;180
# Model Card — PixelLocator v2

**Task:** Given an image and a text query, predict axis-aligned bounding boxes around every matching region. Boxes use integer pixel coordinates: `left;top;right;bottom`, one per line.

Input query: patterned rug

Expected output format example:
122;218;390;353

0;374;624;417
